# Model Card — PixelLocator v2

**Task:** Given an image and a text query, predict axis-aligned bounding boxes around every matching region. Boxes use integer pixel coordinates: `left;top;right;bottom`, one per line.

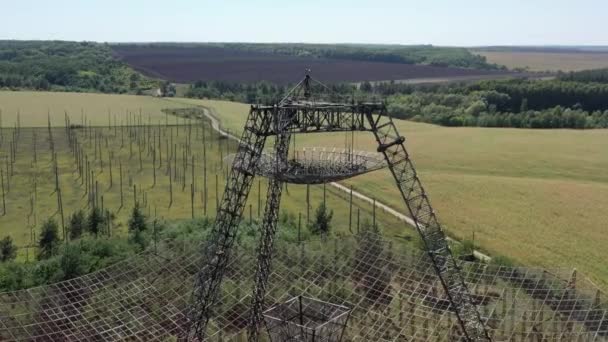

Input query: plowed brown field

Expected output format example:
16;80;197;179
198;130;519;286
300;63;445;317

113;45;510;84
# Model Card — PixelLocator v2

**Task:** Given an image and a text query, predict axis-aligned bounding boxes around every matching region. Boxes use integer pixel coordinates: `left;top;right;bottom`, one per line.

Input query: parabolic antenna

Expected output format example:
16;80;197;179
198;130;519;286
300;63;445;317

227;147;386;184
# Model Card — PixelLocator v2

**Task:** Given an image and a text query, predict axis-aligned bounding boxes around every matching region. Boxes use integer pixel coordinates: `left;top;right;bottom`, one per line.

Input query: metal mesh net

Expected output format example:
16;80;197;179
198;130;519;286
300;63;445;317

0;234;606;341
263;296;351;342
228;148;385;184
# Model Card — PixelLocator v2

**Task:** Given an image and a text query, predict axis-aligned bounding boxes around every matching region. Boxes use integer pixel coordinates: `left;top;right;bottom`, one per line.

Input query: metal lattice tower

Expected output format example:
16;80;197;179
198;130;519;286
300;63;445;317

189;74;491;341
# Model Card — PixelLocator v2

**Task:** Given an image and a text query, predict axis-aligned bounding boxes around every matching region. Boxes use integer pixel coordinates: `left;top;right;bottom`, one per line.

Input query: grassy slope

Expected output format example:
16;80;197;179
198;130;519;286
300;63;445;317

0;93;411;260
1;92;606;288
174;98;608;289
0;91;172;127
474;50;608;72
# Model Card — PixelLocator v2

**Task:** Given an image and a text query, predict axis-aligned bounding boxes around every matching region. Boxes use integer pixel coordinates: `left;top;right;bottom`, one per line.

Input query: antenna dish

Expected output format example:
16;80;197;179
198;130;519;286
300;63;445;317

226;147;386;184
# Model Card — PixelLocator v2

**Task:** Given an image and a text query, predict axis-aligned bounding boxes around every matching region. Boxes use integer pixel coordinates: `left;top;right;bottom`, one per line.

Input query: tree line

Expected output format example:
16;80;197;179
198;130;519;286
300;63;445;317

557;68;608;84
386;78;608;128
186;80;356;104
0;198;338;292
186;77;608;129
387;90;608;129
468;79;608;112
0;40;157;93
0;204;152;291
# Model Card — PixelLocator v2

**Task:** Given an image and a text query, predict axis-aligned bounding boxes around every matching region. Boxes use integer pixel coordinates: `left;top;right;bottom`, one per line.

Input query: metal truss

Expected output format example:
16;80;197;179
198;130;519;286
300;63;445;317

247;114;292;342
188;106;272;340
364;108;491;341
248;103;384;136
190;74;490;341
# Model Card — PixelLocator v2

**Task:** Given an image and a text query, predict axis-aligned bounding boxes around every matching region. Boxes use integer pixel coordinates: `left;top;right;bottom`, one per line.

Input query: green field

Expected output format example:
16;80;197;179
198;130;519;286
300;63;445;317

178;98;608;289
1;91;607;290
0;91;174;127
0;92;411;261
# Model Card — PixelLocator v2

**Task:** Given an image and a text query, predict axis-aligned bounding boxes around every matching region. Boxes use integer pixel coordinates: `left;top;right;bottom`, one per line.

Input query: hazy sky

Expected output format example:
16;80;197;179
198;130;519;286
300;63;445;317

1;0;606;46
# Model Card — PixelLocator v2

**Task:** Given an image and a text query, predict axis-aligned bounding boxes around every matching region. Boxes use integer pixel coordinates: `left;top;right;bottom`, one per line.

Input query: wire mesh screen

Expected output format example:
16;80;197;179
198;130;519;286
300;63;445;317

263;296;351;342
226;147;386;184
1;234;607;341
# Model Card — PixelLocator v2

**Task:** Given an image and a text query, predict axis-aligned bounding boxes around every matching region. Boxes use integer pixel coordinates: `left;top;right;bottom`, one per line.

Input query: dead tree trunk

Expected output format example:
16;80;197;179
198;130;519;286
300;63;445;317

169;164;173;208
139;141;143;171
4;159;9;193
152;148;157;188
109;152;113;188
119;161;124;210
191;183;195;219
1;169;5;215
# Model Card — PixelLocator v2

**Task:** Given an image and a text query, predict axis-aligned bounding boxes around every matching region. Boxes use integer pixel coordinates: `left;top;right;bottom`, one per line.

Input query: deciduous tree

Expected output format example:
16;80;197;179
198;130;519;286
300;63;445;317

68;210;86;240
87;207;104;237
39;219;59;259
309;202;333;235
0;236;17;262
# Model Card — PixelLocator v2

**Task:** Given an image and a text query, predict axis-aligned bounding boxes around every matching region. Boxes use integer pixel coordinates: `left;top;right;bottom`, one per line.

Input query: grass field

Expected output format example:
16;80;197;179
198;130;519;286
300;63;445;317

0;94;411;261
0;91;175;127
1;92;606;290
175;98;608;289
474;50;608;72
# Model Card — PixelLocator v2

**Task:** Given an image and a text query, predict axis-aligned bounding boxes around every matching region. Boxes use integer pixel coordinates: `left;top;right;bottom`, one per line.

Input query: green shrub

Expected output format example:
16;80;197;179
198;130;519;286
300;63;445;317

490;255;515;267
68;210;87;240
38;219;59;260
309;202;333;235
128;204;147;233
87;207;104;237
60;245;87;280
0;236;17;262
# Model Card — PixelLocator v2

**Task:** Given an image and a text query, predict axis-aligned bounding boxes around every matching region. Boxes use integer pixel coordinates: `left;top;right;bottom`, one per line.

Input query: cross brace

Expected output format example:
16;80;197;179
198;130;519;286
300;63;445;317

189;102;490;342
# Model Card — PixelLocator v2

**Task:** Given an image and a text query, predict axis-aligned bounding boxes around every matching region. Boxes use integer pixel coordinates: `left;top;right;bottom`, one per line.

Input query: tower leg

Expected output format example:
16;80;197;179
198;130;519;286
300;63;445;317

247;128;291;342
188;107;272;341
364;111;490;341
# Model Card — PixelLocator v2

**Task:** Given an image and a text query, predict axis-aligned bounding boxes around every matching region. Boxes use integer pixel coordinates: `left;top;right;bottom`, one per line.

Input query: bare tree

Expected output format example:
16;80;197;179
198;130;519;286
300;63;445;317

1;169;5;215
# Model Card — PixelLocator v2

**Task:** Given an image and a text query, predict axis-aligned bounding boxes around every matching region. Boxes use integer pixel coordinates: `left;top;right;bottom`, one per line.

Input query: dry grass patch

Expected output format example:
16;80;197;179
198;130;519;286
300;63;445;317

0;91;174;127
475;51;608;72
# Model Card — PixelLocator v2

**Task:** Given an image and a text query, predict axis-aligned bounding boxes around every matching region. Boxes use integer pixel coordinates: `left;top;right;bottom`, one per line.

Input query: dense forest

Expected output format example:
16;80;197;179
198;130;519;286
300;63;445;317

186;73;608;129
558;68;608;83
387;91;608;129
186;80;289;103
387;77;608;128
0;40;157;93
186;80;359;104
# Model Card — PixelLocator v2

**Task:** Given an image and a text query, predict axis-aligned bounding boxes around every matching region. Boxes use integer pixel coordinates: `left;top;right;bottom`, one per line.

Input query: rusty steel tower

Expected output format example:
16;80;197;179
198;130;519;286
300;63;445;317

188;74;491;341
